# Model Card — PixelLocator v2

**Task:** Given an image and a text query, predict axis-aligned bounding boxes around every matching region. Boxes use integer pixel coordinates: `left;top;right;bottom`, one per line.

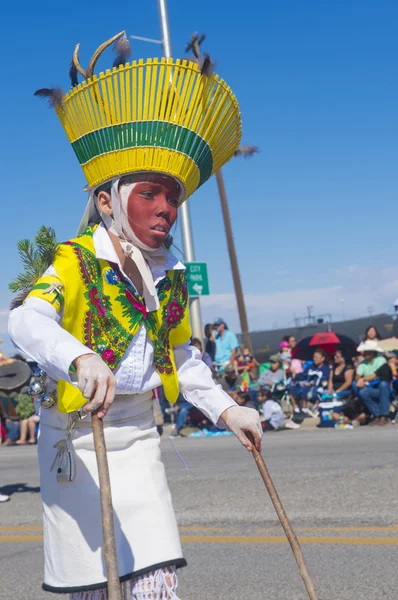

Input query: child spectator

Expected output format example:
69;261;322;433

258;388;285;431
258;355;284;391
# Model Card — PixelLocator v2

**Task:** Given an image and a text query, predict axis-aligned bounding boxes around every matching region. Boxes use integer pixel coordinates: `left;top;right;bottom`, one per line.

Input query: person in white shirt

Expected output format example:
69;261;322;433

258;388;285;431
8;32;262;600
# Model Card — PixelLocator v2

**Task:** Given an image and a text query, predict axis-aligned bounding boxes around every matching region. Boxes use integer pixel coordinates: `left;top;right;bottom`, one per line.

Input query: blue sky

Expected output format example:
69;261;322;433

1;0;397;350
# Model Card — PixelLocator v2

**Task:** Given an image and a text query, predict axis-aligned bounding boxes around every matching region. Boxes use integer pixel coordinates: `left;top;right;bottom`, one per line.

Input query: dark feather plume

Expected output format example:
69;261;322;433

113;33;132;68
234;145;260;158
9;290;29;311
200;53;215;76
184;55;215;76
69;61;79;87
34;87;64;110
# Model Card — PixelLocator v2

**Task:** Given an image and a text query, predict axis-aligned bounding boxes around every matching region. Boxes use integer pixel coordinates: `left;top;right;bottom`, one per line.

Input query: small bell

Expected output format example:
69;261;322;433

28;381;44;398
39;393;56;409
34;368;46;380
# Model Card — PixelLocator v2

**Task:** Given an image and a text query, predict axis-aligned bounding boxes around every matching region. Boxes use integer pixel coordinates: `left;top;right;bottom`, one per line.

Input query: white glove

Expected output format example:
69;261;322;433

221;405;263;452
74;354;116;419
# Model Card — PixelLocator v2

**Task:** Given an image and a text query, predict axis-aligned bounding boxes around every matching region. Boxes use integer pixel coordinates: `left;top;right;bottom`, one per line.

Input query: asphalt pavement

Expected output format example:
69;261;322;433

1;425;398;599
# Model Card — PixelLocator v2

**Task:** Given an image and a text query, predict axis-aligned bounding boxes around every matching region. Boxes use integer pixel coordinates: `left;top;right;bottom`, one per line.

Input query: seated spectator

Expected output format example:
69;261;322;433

331;398;370;426
235;390;257;410
204;324;216;362
288;348;330;417
170;395;194;437
355;340;392;426
387;352;398;395
0;392;37;446
213;318;239;370
258;388;285;431
17;415;37;445
242;347;259;368
258;355;284;391
327;350;354;400
220;364;242;400
284;335;304;377
234;347;248;376
279;342;292;373
191;338;214;369
364;325;382;342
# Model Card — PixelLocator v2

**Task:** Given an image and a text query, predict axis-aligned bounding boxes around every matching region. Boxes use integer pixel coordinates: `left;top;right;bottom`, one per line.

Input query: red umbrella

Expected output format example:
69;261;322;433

292;332;357;361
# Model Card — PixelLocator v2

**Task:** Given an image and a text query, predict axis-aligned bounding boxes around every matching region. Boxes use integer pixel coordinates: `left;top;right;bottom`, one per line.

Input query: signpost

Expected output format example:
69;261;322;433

186;262;210;297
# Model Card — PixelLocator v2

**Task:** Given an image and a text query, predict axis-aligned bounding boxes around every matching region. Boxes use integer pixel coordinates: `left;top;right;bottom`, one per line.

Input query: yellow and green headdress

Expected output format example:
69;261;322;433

35;31;242;201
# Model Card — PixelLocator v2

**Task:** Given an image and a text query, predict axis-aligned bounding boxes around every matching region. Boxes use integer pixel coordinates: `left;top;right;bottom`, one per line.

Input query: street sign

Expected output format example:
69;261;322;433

185;262;210;296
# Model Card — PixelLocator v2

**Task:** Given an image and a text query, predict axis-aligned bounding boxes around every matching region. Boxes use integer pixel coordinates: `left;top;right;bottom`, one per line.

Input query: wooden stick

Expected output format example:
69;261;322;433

248;435;319;600
92;412;122;600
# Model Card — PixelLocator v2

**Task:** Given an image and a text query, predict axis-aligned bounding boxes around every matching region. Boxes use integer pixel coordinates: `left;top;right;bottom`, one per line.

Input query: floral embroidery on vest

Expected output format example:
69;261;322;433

153;272;188;374
156;276;172;301
63;242;136;369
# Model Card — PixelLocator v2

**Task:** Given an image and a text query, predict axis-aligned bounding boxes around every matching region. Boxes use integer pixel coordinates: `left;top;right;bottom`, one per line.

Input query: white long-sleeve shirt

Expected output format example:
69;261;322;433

8;224;235;425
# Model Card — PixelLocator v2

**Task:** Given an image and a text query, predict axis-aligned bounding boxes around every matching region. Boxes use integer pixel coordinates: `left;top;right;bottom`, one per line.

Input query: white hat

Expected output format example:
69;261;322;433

357;340;384;353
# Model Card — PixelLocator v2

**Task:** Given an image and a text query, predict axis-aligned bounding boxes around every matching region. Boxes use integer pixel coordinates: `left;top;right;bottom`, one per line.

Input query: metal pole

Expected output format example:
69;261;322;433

157;0;203;343
215;169;252;351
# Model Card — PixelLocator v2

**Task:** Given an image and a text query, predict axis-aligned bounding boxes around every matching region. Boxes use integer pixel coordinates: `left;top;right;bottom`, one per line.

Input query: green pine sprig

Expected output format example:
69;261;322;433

9;226;58;309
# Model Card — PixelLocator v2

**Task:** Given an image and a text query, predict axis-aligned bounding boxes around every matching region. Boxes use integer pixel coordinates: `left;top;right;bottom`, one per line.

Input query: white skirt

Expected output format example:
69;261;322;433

38;392;186;594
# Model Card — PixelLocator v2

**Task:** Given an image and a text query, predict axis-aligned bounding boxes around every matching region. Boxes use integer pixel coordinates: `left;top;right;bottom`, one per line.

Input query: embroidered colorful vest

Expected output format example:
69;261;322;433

27;225;191;413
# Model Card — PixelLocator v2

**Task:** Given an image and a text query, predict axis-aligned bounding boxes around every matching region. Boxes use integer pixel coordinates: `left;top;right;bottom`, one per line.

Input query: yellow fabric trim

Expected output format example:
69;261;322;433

27;276;64;314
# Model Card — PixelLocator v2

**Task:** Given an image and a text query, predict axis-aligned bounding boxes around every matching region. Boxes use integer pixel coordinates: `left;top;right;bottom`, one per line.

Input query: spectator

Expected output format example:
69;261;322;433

220;364;242;401
242;347;259;368
258;388;285;431
387;352;398;397
191;338;214;369
364;326;382;341
170;398;193;437
288;349;330;417
280;340;290;354
213;318;239;369
235;390;257;409
286;335;304;378
355;340;391;426
331;398;370;426
204;324;216;362
327;350;354;400
279;342;292;373
235;347;248;375
258;355;284;391
16;415;37;445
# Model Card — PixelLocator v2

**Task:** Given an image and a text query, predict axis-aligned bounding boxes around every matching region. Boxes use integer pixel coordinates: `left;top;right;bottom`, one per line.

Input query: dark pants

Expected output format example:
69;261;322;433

358;381;391;417
176;402;192;430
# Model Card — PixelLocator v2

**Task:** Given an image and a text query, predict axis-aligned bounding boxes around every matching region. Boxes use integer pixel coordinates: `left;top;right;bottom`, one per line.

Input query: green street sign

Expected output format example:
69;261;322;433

185;262;210;296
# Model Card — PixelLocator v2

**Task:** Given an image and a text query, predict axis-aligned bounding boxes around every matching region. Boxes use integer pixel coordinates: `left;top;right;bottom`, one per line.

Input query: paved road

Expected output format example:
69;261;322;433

1;426;398;599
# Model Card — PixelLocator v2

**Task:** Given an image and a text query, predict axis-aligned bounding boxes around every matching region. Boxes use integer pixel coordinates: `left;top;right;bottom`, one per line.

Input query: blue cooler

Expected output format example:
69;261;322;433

318;400;344;428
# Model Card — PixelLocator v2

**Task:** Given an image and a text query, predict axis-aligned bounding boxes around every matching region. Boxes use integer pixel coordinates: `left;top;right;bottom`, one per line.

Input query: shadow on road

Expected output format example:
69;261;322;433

0;482;40;496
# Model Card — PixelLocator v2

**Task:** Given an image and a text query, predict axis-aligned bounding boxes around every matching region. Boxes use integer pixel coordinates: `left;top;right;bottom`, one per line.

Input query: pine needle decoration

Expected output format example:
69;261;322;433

9;226;59;309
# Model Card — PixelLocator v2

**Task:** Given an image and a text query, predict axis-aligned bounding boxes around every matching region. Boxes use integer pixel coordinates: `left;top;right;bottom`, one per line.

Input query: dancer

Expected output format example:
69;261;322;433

8;32;262;599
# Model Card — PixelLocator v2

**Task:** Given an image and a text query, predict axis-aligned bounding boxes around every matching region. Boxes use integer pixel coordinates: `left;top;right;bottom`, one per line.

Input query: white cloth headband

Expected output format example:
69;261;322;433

78;178;172;312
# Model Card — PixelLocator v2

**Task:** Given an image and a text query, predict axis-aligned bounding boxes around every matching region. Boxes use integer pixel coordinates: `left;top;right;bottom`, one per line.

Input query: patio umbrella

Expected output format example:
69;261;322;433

378;338;398;352
292;332;357;361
